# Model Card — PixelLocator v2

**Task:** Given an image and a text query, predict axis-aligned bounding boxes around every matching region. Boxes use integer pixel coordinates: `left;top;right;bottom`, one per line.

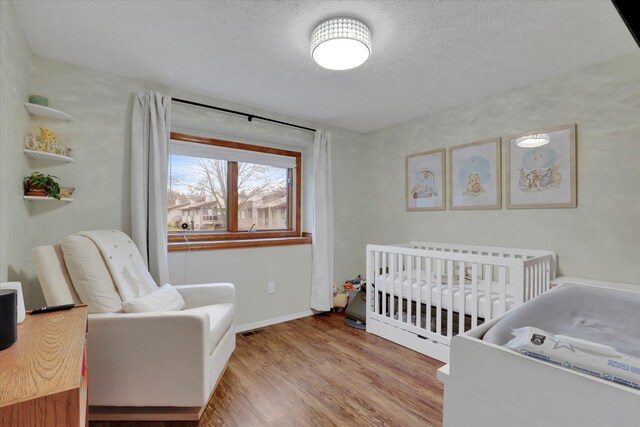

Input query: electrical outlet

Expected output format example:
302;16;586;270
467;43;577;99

268;282;275;294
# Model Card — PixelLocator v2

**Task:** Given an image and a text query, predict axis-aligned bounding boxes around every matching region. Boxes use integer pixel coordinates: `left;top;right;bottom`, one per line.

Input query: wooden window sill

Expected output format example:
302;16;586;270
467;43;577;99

168;230;301;243
168;236;312;252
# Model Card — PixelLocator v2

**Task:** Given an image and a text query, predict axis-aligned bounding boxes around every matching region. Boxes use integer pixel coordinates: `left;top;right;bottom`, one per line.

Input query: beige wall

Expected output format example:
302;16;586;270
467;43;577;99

24;56;366;327
168;245;314;328
0;1;36;302
362;53;640;284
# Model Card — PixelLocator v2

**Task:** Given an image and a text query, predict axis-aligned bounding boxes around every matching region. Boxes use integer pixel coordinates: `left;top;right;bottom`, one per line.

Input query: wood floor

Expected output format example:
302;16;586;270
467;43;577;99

91;313;445;427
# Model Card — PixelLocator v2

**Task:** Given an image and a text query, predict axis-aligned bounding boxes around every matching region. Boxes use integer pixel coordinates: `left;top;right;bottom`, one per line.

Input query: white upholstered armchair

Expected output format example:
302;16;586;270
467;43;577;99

32;232;235;421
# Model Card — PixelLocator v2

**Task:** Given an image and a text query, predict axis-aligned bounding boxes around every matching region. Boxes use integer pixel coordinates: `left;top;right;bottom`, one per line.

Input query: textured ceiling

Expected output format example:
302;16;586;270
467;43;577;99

14;1;637;133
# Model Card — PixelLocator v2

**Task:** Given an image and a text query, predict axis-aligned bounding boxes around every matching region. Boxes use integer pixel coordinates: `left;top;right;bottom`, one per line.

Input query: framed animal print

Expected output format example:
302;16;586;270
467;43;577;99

505;124;577;209
449;138;501;210
406;148;446;211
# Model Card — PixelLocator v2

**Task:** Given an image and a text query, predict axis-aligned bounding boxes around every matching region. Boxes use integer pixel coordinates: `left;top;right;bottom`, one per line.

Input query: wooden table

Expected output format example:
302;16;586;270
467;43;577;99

0;305;88;426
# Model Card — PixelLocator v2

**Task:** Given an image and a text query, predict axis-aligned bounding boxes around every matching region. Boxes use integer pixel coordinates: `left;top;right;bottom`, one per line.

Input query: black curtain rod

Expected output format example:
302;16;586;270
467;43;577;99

172;98;317;133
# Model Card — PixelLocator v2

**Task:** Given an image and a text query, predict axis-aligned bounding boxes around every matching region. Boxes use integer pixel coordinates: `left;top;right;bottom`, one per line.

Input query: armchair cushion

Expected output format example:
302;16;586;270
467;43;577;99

184;303;234;353
61;234;122;313
122;284;186;313
176;283;236;308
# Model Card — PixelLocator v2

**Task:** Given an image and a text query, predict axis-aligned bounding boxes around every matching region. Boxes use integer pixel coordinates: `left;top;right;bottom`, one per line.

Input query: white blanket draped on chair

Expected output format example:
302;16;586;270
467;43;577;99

78;230;158;301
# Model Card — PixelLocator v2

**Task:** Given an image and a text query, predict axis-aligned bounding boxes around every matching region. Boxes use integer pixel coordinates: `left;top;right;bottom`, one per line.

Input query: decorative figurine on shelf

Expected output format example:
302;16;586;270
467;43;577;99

39;127;59;153
59;187;75;199
24;128;73;158
25;130;44;151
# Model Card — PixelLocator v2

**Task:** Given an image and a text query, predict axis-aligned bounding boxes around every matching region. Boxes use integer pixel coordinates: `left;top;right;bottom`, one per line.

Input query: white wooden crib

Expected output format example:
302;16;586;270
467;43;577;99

365;241;556;362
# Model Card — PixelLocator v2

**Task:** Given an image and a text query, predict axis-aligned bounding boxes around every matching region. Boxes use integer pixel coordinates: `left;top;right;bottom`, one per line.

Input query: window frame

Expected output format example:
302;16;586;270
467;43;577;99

167;132;308;251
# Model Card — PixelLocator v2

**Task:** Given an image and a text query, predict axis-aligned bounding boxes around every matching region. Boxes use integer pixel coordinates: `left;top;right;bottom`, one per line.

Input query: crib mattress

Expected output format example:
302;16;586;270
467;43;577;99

375;273;515;318
482;284;640;358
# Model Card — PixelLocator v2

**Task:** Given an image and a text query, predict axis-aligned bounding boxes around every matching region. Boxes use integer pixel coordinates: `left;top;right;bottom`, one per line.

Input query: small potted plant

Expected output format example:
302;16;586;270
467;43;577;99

24;172;61;199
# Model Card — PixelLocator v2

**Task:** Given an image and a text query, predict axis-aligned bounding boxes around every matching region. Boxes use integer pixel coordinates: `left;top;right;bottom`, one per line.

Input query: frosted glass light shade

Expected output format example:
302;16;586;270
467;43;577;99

311;17;371;70
515;133;550;148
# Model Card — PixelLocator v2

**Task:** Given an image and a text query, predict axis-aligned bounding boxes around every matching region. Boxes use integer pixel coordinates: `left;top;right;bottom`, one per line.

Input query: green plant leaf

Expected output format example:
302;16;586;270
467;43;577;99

24;172;61;199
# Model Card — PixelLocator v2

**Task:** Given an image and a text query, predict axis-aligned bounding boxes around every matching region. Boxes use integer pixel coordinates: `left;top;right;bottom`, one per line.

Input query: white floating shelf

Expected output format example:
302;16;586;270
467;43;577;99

23;196;75;203
24;149;74;163
24;102;75;122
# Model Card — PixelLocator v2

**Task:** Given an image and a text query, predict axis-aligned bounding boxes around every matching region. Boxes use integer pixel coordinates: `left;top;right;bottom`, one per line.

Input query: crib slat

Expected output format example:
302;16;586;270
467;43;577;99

403;255;407;323
436;258;442;336
529;264;534;299
426;256;432;332
532;263;536;298
390;253;395;320
447;260;454;338
545;260;551;293
397;254;403;322
525;264;530;300
539;263;544;296
535;262;540;298
374;251;380;314
532;263;536;299
459;261;466;334
527;265;538;299
484;264;492;320
499;266;506;315
382;253;387;317
416;256;422;329
406;255;412;325
471;263;478;329
539;263;543;295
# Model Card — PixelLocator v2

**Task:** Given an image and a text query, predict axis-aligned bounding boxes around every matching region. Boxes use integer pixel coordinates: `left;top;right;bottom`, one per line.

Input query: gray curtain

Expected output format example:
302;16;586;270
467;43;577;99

131;92;171;286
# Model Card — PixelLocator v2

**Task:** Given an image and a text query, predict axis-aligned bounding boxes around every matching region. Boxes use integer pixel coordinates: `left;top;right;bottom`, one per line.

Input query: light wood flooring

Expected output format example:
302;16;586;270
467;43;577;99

91;313;445;427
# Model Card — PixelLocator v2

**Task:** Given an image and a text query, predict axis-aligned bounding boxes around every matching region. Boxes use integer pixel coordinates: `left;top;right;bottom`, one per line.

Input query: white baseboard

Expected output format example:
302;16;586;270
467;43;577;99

235;310;314;333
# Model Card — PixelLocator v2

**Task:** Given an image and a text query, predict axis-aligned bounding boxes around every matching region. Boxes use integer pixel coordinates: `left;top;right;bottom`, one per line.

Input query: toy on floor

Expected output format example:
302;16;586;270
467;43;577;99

346;275;362;284
332;284;348;313
344;274;363;291
344;289;367;330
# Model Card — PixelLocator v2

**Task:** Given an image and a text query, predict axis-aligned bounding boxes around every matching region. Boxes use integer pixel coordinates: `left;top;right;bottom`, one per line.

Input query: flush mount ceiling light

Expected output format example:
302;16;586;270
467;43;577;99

515;133;551;148
311;17;372;70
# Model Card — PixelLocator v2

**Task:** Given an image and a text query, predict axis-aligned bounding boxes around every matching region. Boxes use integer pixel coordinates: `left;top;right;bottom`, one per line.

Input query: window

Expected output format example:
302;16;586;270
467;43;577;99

237;161;288;230
167;132;308;250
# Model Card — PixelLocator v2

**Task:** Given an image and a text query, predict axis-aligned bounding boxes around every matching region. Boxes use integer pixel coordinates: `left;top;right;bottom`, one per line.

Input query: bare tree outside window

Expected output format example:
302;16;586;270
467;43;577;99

168;156;227;231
